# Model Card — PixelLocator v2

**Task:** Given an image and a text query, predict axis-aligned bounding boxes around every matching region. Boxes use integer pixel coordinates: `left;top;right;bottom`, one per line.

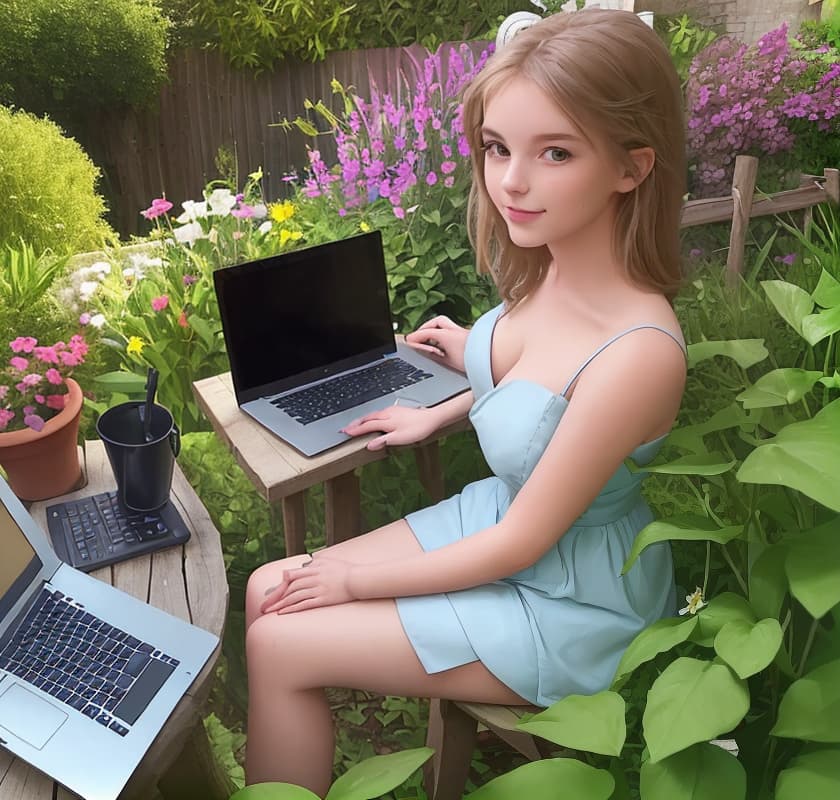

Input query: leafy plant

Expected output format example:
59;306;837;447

0;107;113;255
660;13;718;84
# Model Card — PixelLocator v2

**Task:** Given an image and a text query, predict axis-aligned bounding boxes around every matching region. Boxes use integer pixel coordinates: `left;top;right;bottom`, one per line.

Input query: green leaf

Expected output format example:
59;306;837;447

749;544;789;620
686;339;768;369
772;658;840;742
189;314;217;349
622;516;743;575
820;371;840;389
465;758;614;800
813;269;840;308
230;784;319;800
784;517;840;619
776;747;840;799
643;657;750;763
714;618;783;678
693;593;756;647
735;369;824;408
325;747;434;800
762;279;814;335
517;691;626;756
802;304;840;345
93;370;147;394
667;403;753;452
611;616;698;690
640;742;746;800
737;399;840;512
628;453;736;475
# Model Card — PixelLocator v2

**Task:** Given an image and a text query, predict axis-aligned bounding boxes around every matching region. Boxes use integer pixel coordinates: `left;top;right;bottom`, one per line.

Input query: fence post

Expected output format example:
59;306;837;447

726;155;759;285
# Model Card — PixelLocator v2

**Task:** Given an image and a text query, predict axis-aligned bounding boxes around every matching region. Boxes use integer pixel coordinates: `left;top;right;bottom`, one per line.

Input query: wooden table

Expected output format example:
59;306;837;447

193;372;470;556
0;440;231;800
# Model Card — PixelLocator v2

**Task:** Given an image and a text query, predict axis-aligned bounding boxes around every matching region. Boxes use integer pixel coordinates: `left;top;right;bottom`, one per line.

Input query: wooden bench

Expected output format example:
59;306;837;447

1;439;232;800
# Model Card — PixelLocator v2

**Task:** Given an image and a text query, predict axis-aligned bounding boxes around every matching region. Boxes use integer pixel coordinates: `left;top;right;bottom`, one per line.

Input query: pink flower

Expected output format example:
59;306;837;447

10;337;37;353
34;394;45;404
23;413;45;432
33;345;59;364
141;197;173;220
440;161;457;175
151;295;169;312
45;368;63;385
79;312;92;325
46;395;66;411
178;310;189;328
59;351;81;367
426;171;438;186
22;373;41;387
231;204;255;219
393;206;406;219
10;356;28;371
183;274;197;286
0;409;15;430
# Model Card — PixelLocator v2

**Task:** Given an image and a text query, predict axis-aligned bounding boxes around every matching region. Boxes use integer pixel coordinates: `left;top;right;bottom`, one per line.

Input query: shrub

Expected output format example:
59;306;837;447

0;107;112;255
0;0;169;120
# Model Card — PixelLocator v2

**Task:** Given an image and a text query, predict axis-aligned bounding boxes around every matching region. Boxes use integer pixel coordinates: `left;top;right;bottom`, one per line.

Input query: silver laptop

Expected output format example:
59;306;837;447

213;230;470;456
0;477;218;800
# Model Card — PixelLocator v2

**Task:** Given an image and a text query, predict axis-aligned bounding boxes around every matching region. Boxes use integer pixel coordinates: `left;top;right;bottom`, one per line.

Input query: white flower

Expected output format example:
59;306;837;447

89;313;106;329
206;188;237;216
176;200;208;224
678;587;707;616
129;253;162;270
258;220;272;235
79;281;99;300
207;227;219;245
90;260;111;277
173;221;206;247
252;203;268;219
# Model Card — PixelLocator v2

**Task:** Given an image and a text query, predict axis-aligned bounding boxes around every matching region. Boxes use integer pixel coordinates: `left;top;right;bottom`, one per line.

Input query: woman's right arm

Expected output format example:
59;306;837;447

341;389;473;451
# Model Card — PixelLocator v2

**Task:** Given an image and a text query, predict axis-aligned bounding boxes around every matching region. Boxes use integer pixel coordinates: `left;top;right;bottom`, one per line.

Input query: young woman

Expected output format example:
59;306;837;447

244;9;687;793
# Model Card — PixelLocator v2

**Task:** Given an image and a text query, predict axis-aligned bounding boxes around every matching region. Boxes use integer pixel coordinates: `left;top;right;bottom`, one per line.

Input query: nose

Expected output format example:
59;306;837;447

499;157;528;195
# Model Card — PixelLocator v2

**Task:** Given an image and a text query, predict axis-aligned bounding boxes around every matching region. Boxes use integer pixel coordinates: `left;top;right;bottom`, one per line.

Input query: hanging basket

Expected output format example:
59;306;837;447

0;378;84;501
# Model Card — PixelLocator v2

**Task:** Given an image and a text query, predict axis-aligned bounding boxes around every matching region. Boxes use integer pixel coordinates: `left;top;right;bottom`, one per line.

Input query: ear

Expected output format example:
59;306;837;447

616;147;655;193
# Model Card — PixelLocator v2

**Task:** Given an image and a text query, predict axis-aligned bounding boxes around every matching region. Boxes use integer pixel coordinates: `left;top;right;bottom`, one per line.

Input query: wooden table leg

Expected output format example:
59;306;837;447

280;491;307;556
414;441;445;503
324;471;361;545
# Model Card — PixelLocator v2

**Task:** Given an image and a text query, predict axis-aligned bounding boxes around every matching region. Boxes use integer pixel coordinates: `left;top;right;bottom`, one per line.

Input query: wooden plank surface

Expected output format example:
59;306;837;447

193;371;470;504
2;440;228;800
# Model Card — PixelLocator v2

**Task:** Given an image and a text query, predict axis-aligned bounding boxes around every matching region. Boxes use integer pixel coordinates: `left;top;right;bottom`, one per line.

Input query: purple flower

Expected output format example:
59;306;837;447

183;274;197;286
774;253;797;265
426;171;438;186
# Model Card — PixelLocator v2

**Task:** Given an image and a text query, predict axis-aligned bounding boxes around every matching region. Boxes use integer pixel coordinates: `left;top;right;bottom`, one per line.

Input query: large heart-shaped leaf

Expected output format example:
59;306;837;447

749;544;789;620
772;658;840;742
325;748;434;800
784;517;840;619
775;747;840;799
693;593;756;648
714;618;783;678
465;758;614;800
640;742;746;800
736;369;824;408
622;516;743;575
667;403;754;452
517;691;626;756
611;616;698;690
643;658;749;763
762;280;813;335
686;339;768;369
802;304;840;345
813;270;840;308
230;784;319;800
737;399;840;512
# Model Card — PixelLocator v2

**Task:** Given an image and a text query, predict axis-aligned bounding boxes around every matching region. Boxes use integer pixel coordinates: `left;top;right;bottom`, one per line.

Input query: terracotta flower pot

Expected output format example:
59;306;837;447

0;377;84;501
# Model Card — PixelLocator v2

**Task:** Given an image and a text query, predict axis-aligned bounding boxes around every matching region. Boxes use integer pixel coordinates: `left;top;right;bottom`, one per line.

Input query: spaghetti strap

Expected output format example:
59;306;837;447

561;324;686;398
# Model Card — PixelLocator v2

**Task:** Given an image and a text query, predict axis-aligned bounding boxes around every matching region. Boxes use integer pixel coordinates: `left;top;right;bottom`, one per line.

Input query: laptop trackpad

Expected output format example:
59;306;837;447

0;682;67;749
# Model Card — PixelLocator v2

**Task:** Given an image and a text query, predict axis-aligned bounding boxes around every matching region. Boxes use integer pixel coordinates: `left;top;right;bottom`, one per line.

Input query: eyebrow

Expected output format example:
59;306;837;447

480;127;583;143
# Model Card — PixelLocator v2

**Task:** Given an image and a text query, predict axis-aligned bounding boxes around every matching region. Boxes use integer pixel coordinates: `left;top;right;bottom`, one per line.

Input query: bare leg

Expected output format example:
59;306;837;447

244;520;528;795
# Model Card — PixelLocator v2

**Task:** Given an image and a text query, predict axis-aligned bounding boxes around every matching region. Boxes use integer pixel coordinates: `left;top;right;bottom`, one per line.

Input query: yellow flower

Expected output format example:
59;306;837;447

279;229;303;246
126;336;145;356
359;222;371;233
270;201;296;224
678;587;707;616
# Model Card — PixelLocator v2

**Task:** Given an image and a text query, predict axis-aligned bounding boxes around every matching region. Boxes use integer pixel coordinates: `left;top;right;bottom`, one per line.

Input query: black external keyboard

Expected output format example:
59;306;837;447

270;357;432;425
0;588;178;736
46;491;190;572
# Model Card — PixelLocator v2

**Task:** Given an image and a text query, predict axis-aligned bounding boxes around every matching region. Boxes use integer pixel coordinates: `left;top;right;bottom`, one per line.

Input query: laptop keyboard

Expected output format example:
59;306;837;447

0;588;179;737
270;357;432;425
46;490;190;572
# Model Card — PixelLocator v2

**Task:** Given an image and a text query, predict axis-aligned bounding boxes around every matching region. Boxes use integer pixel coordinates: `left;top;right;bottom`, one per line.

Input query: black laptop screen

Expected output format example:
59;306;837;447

0;499;42;621
214;231;396;402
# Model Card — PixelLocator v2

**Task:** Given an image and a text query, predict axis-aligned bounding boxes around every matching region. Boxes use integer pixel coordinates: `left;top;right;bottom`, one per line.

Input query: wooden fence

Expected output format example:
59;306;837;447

90;43;489;237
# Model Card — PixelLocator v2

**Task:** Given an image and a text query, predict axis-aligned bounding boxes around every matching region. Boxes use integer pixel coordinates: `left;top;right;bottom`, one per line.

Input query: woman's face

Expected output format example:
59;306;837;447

481;77;628;253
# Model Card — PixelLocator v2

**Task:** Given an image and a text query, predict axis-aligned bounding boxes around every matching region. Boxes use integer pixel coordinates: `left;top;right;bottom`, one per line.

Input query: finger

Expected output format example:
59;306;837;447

273;586;318;612
404;340;445;358
276;597;323;615
367;433;390;451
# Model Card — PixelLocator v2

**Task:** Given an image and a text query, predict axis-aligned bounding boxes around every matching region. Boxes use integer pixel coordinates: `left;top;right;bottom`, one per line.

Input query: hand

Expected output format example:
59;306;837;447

342;404;439;450
260;554;354;615
405;315;469;374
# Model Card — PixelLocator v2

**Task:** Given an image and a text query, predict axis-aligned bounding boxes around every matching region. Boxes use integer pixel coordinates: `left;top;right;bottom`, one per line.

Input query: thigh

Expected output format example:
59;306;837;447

247;596;528;705
246;519;422;623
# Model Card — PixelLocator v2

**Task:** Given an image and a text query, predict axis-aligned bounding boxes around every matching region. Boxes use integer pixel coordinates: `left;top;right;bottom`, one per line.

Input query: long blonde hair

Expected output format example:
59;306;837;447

463;9;686;306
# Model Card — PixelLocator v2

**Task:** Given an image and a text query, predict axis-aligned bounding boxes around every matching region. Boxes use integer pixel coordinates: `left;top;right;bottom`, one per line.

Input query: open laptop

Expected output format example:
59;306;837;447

0;477;218;800
213;230;470;456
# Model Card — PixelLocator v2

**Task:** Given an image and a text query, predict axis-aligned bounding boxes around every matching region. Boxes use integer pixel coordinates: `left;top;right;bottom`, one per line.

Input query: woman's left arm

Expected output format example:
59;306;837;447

269;331;685;613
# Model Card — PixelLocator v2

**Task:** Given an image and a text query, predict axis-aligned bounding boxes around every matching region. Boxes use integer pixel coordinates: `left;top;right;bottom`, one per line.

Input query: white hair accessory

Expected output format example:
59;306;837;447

495;11;542;50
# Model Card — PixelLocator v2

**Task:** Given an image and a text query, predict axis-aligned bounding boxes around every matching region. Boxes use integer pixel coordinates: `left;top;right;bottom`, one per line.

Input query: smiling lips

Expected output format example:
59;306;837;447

505;206;544;223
